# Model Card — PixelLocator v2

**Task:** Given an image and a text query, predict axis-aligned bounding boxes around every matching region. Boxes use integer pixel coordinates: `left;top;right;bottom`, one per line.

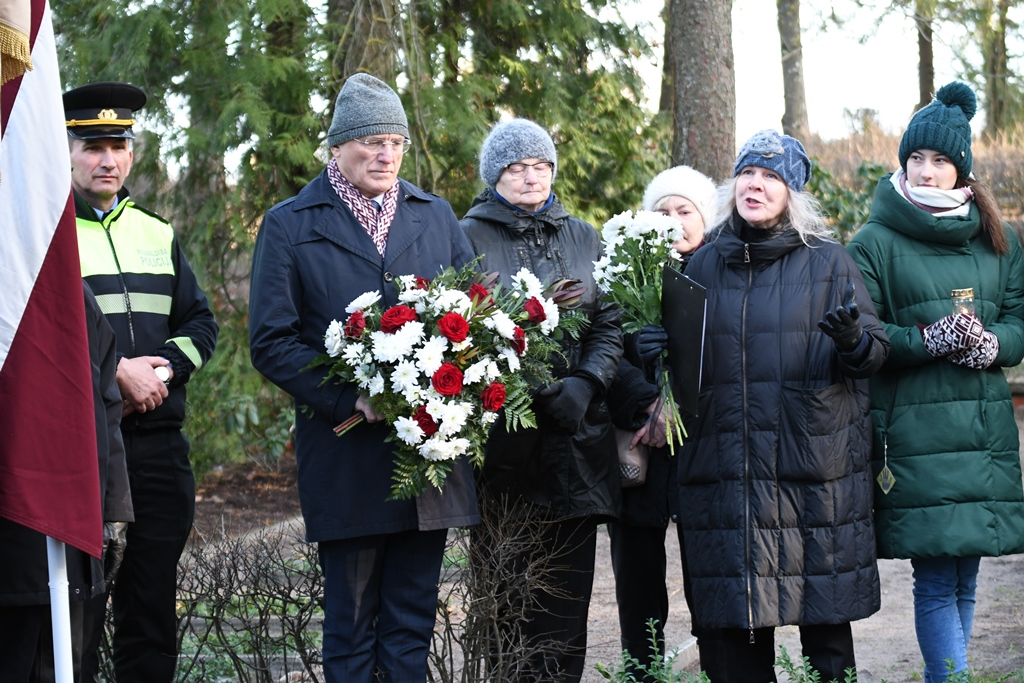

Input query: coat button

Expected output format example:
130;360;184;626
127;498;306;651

384;272;394;282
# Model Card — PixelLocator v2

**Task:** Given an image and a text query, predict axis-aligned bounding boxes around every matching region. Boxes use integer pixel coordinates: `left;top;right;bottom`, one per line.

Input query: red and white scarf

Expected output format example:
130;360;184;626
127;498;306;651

328;158;399;256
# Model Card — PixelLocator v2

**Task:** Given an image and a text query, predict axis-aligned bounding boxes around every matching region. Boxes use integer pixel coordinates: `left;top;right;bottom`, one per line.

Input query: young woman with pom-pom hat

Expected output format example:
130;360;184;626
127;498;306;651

848;82;1024;683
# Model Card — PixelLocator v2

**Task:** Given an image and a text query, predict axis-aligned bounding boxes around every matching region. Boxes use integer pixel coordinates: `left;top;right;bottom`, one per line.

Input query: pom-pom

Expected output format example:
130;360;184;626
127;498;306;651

935;82;977;121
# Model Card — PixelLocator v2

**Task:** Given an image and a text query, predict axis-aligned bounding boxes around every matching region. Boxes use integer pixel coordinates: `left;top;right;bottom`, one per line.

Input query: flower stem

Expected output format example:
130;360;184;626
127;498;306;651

334;412;366;436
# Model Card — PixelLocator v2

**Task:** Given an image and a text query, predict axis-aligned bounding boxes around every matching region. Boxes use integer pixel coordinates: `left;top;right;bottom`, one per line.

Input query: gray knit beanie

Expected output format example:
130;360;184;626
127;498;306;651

642;165;718;227
479;119;557;187
733;129;811;192
898;81;975;178
326;73;409;147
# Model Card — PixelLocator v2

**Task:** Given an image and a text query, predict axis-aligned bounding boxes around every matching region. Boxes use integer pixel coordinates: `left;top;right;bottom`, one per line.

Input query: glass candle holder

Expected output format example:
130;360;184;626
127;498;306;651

952;288;975;316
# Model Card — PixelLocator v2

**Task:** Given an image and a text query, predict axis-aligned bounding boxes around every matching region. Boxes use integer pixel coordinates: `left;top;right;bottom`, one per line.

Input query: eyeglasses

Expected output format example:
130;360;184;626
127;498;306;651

352;137;412;153
503;161;554;179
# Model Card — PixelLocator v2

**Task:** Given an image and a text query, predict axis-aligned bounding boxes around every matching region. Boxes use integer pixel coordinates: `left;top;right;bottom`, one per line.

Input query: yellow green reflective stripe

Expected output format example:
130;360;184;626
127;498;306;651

94;292;173;316
168;336;204;371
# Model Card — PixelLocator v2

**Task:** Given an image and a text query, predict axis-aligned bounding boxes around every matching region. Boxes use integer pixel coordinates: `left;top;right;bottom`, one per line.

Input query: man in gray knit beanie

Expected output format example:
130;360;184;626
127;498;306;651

249;71;478;683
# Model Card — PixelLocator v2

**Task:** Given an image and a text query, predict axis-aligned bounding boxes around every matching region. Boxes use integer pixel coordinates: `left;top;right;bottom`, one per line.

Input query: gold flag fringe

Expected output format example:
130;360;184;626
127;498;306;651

1;21;33;86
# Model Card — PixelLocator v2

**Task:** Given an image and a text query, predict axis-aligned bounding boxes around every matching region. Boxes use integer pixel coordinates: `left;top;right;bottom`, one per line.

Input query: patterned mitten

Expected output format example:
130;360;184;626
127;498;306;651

947;330;1000;369
921;313;984;357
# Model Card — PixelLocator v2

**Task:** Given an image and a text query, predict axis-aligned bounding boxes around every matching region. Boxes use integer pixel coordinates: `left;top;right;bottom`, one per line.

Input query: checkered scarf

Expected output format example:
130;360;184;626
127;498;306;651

327;158;399;256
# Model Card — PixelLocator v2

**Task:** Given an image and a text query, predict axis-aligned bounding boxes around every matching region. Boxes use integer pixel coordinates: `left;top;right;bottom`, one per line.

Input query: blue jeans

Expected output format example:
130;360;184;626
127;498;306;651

911;556;981;683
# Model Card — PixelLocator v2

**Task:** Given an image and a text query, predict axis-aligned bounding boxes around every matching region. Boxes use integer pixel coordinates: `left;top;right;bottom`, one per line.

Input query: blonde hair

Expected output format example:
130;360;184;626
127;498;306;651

707;177;834;246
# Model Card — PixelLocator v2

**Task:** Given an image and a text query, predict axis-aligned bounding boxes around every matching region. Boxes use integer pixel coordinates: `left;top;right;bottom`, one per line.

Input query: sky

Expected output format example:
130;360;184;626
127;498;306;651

631;0;968;144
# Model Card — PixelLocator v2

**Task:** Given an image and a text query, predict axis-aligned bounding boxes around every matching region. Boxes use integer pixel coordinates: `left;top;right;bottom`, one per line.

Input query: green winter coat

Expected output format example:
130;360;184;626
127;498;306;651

847;174;1024;559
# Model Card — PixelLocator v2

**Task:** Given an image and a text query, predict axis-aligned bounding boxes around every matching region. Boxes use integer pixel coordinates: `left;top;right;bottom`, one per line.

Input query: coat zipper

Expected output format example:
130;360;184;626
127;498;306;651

103;218;137;356
741;243;754;642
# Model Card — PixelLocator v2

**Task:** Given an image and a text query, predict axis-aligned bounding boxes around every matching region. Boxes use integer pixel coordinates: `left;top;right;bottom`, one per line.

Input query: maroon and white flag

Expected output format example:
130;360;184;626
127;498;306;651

0;0;102;558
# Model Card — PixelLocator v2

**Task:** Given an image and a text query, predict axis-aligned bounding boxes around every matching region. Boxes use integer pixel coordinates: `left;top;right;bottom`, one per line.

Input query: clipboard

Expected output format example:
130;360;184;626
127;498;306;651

661;265;707;416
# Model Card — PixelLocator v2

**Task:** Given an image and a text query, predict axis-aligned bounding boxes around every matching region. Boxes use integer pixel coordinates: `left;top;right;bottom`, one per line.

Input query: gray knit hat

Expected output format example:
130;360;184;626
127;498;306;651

479;119;557;187
898;81;975;178
733;129;811;192
642;165;718;227
326;73;409;147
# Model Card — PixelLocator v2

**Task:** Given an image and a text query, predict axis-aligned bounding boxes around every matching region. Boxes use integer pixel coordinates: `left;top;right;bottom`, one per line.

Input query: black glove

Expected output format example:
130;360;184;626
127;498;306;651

536;377;596;433
103;521;128;585
817;281;863;352
626;324;668;370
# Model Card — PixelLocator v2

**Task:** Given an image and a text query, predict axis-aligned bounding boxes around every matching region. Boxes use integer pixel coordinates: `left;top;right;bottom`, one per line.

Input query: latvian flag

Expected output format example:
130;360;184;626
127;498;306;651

0;0;102;558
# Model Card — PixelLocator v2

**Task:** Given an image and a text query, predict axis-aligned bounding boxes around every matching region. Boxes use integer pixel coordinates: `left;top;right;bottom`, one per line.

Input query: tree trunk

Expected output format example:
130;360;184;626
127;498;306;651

776;0;809;141
982;0;1009;139
659;0;673;114
914;0;934;111
325;0;399;108
668;0;735;181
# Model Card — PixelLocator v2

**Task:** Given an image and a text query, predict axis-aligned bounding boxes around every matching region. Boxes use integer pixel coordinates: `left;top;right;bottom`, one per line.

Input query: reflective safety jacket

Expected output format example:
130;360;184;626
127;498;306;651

75;189;218;432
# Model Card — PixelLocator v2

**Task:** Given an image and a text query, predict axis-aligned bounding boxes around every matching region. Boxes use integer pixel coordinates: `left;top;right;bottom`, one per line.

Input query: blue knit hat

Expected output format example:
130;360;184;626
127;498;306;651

479;119;558;188
733;129;811;192
898;81;976;178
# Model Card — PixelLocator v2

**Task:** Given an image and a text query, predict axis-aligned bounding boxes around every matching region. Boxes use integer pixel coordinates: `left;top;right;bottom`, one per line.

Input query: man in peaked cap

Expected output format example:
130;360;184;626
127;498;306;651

64;82;218;683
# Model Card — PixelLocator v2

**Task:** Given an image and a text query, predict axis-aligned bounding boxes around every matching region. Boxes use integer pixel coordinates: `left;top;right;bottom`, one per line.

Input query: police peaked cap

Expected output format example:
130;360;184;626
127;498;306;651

63;82;147;140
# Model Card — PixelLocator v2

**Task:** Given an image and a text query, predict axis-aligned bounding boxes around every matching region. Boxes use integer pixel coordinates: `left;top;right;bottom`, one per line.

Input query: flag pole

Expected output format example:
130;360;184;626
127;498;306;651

46;536;74;683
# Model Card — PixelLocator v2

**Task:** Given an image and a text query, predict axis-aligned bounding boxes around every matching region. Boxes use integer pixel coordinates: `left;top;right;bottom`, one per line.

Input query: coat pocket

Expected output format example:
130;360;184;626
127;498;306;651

778;382;859;481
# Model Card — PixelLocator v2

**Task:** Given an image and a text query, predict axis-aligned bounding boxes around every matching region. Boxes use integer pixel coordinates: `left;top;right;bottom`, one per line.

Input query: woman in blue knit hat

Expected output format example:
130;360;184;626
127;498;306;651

675;129;889;680
847;82;1024;683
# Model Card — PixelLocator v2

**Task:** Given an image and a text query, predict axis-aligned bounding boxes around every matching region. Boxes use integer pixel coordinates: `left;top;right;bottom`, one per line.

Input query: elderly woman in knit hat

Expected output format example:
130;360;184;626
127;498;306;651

250;73;479;683
676;129;889;680
600;165;716;676
848;82;1024;683
461;119;622;683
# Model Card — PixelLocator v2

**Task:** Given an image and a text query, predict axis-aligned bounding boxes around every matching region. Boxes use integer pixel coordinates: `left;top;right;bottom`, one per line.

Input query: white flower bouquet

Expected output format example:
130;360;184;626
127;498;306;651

314;260;587;500
593;209;686;451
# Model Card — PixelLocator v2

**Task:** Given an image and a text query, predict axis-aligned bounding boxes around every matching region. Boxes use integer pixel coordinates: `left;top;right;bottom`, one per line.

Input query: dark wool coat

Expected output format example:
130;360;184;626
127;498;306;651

847;175;1024;560
0;286;132;605
249;171;480;542
461;190;623;520
678;213;888;630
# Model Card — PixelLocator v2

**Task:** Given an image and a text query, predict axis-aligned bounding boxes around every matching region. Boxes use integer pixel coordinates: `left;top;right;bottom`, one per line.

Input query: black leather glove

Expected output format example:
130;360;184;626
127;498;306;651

626;324;668;370
536;376;596;433
103;521;128;585
818;282;863;352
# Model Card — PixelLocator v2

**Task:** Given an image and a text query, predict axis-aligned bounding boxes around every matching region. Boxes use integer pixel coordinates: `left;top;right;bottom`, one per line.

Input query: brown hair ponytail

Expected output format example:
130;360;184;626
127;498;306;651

959;176;1009;255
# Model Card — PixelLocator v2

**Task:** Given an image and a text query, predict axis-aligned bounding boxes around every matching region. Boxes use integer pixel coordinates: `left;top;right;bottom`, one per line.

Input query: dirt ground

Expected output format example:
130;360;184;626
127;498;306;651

192;440;1024;682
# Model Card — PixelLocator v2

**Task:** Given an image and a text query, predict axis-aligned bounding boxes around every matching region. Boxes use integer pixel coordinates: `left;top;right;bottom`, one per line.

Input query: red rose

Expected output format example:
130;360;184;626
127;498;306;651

481;383;506;412
469;283;491;306
344;310;366;339
511;326;527;355
413;406;439;436
432;363;464;396
379;305;418;333
523;297;546;323
437;312;470;343
415;276;431;290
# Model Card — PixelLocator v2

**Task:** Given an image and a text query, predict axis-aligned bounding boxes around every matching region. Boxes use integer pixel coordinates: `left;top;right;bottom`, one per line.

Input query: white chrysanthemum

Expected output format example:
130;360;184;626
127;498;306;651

499;348;520;372
415;336;449;376
482;411;498;425
463;359;490;385
394;416;425;446
341;342;367;366
484;360;502;382
354;364;375;389
451;338;473;353
345;291;381;314
401;385;423;405
325;320;345;357
603;210;632;235
367;372;385;396
668;249;683;262
390;360;421;393
418;436;454;462
484;310;517;339
431;288;473;316
370;330;417;364
435;401;473;437
398;282;429;304
540;298;560;334
511;268;543;298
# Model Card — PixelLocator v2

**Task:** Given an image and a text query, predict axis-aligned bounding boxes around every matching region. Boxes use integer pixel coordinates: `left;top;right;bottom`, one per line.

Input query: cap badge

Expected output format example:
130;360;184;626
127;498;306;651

98;109;118;120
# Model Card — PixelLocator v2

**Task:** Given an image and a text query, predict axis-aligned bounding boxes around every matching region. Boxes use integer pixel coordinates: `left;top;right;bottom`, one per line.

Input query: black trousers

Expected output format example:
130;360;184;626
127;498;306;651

608;520;704;679
82;430;195;683
698;622;856;683
0;601;85;683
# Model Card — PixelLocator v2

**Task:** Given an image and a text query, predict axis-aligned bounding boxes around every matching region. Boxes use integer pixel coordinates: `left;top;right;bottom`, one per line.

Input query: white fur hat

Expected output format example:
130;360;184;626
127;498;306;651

641;165;718;227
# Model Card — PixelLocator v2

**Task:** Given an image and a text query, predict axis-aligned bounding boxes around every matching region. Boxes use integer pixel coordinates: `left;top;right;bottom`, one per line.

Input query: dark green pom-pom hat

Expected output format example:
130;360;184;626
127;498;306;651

898;81;977;177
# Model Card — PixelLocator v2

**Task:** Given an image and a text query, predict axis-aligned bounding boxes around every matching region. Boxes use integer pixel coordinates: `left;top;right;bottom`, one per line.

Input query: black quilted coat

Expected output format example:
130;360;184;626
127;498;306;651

678;213;889;630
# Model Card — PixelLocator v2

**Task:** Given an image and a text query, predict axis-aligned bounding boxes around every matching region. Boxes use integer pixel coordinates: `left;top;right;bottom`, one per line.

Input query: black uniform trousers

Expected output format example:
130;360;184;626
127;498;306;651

0;601;85;683
88;429;194;683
